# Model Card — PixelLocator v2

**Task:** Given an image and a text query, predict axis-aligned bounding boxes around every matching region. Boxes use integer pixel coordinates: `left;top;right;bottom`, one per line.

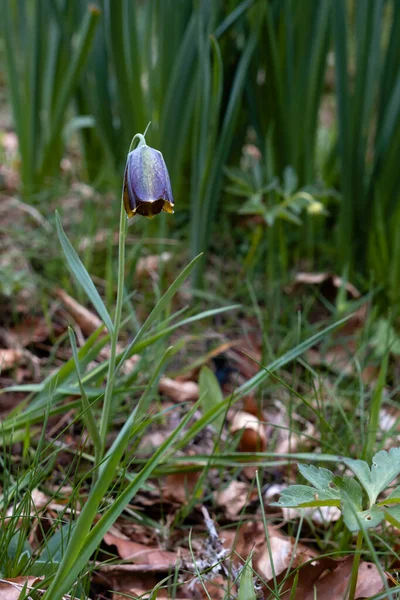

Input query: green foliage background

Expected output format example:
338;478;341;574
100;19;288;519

1;0;400;297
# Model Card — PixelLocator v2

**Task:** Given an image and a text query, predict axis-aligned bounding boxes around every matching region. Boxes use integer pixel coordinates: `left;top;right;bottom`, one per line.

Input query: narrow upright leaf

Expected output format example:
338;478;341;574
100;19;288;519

199;366;225;432
238;557;257;600
55;211;114;335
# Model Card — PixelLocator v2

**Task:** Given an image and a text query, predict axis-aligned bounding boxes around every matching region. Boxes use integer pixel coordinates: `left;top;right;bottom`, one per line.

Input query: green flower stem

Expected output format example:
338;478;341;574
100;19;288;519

97;129;148;468
99;196;127;462
348;530;363;600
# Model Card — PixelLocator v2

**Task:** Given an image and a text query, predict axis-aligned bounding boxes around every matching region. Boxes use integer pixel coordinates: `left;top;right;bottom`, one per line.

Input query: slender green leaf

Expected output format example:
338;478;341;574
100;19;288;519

55;211;114;335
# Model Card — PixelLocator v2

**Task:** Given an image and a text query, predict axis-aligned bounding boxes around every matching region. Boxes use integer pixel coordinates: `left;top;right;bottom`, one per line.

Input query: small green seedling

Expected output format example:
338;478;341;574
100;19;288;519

273;448;400;532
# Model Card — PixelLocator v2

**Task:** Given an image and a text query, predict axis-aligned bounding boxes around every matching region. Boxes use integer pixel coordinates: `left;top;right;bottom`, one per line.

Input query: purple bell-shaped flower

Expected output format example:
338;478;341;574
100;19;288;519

123;144;174;218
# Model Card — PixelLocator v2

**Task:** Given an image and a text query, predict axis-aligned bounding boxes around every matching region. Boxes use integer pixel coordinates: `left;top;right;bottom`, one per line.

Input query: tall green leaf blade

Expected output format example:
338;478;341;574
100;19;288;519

238;557;257;600
55;211;114;335
43;399;200;600
198;366;225;431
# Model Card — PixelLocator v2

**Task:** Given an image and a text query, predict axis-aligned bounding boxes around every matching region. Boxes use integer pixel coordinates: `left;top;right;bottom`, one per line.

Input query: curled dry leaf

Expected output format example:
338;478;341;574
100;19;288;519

159;377;199;403
0;576;43;600
55;288;103;336
289;271;361;299
0;349;25;371
215;481;254;519
231;411;267;452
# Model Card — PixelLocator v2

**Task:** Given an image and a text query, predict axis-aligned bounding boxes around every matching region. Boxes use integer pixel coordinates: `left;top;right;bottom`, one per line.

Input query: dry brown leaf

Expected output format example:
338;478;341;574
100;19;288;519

115;344;140;375
301;556;385;600
103;533;182;571
306;340;377;383
162;470;200;504
215;481;253;519
9;316;50;347
1;132;18;155
0;576;43;600
110;573;192;600
55;288;103;336
0;349;24;371
278;557;338;598
136;252;172;277
257;532;316;582
159;377;199;403
230;411;267;452
226;346;261;380
0;165;19;191
234;522;316;583
306;344;355;376
339;303;368;336
194;574;231;599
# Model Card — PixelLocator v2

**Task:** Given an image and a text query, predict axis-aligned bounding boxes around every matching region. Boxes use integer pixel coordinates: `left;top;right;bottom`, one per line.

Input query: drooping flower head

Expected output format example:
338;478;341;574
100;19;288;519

123;142;174;219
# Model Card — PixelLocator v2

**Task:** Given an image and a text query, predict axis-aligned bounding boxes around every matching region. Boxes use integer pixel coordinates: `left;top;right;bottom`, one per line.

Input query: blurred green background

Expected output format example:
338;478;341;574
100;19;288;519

1;0;400;304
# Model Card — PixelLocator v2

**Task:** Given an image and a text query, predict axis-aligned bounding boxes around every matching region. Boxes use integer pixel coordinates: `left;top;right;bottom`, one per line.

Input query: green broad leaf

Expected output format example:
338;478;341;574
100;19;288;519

271;484;341;508
377;485;400;506
55;211;114;335
383;505;400;528
225;185;255;198
298;464;335;490
259;178;279;194
342;504;384;533
344;448;400;506
331;475;366;532
332;476;363;510
238;557;257;600
198;366;225;432
238;194;264;215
